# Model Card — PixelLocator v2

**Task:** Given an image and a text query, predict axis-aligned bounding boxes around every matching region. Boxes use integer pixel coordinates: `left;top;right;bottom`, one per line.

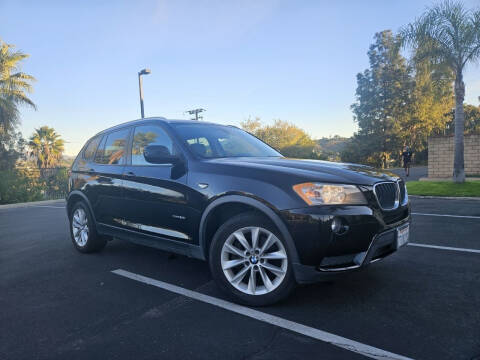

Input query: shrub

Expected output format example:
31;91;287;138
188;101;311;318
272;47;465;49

0;169;43;204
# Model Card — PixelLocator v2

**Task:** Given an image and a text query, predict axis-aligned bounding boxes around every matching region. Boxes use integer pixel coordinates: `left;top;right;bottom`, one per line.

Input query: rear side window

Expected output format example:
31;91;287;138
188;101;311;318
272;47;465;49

94;128;129;165
94;136;107;163
83;136;101;160
131;125;173;165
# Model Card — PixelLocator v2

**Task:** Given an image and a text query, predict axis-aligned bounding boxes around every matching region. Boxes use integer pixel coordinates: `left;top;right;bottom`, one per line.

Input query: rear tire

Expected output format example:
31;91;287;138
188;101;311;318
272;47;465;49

209;213;296;306
69;201;106;253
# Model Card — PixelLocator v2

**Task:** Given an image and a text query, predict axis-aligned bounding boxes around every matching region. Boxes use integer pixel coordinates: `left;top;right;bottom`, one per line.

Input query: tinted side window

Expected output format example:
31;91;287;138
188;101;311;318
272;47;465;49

132;125;173;165
94;129;129;165
83;136;101;160
94;135;107;163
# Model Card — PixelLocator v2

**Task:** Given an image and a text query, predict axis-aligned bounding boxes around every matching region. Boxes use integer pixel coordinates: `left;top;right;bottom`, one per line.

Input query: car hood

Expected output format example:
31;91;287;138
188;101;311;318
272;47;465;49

206;157;399;185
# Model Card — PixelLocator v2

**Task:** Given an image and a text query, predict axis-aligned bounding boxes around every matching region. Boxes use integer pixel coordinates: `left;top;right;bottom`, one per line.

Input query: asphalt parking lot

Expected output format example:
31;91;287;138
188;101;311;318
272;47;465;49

1;197;479;360
389;166;427;182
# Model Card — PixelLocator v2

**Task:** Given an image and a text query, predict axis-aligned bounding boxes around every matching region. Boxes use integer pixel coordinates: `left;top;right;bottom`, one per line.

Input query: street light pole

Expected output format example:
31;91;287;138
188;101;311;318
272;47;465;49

138;68;151;118
138;74;144;119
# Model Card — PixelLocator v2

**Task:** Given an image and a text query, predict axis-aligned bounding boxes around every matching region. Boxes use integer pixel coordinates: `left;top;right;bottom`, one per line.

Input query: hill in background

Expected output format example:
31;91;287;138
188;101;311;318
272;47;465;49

315;135;349;161
60;155;76;167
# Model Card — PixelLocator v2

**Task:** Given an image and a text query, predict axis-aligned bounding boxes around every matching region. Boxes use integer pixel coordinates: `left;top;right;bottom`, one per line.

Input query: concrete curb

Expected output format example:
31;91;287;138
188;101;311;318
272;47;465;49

0;199;66;210
419;177;480;182
409;195;480;201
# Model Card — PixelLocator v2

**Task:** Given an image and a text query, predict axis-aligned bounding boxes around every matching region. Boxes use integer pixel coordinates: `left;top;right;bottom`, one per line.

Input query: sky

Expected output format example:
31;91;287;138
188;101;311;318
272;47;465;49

2;0;480;155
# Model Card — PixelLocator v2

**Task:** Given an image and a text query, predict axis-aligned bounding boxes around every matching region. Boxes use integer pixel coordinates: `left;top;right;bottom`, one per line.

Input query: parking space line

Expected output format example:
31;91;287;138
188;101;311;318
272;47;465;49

112;269;413;360
412;212;480;219
30;206;66;209
408;243;480;254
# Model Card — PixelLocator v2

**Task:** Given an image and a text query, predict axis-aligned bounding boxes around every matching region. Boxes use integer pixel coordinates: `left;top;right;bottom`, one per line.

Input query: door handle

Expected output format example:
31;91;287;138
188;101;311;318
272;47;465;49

97;176;112;184
126;171;135;176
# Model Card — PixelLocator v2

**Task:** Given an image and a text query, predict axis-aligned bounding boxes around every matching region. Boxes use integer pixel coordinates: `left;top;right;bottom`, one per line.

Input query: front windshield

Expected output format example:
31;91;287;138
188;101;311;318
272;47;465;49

171;123;282;158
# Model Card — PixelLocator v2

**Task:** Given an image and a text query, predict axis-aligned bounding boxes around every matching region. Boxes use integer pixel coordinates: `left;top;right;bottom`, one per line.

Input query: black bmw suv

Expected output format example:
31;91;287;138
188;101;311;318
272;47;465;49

67;117;410;305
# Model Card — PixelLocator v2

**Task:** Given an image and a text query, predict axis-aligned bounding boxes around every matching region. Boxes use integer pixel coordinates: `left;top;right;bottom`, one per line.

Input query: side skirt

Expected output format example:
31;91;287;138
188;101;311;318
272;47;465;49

97;223;205;260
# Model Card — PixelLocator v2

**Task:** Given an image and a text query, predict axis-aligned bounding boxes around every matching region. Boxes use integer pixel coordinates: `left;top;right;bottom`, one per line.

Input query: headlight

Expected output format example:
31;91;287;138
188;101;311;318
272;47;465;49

292;183;367;205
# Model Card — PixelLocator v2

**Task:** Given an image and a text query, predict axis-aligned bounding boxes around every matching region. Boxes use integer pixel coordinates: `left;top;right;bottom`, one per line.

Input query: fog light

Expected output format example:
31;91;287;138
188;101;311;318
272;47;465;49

331;217;342;233
331;217;348;234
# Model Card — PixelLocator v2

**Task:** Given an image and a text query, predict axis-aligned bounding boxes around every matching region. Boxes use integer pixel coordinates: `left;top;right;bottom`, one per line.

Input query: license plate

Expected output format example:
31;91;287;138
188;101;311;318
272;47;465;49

396;224;409;248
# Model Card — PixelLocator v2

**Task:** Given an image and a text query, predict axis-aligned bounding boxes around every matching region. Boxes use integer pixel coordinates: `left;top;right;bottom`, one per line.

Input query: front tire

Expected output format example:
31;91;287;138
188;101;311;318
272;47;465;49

209;213;296;306
69;201;106;253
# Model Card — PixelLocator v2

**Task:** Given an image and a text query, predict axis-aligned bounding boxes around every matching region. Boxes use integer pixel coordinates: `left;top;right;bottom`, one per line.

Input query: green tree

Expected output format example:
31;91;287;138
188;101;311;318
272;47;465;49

0;39;36;170
241;118;316;149
401;1;480;183
341;133;384;167
315;136;349;161
28;126;65;168
444;103;480;135
0;168;43;204
351;30;414;168
241;117;262;134
0;129;26;170
405;59;453;153
240;118;322;159
44;167;69;198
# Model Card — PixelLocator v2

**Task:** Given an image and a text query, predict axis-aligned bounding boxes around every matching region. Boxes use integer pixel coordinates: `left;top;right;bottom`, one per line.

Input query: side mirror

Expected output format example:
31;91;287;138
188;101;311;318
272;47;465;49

144;145;180;165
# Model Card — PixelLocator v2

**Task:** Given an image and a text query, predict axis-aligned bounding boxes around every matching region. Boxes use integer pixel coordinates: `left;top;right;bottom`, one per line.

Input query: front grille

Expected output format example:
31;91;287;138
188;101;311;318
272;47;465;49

374;182;398;210
398;180;407;205
399;180;405;202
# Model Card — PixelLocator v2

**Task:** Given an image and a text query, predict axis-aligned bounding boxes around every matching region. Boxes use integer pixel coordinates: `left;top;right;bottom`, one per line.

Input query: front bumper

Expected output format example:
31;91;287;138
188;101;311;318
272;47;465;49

280;203;410;284
319;222;409;271
293;223;409;283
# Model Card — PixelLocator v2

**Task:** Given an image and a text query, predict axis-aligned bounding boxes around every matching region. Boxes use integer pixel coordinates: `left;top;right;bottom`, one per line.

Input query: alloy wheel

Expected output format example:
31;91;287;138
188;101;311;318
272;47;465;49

220;226;288;296
72;208;89;247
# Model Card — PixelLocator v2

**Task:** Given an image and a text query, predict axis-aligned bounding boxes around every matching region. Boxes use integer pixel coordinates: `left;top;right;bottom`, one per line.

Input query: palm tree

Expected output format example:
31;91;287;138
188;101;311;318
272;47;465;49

29;126;65;169
401;1;480;183
0;39;36;135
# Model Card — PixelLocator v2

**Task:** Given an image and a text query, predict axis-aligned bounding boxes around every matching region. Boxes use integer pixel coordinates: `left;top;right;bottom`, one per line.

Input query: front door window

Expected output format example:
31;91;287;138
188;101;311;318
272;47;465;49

131;125;173;165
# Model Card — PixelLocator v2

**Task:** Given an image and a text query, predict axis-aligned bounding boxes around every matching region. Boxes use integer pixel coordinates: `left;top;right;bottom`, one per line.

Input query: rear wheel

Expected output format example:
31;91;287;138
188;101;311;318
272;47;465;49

69;202;106;253
209;213;295;306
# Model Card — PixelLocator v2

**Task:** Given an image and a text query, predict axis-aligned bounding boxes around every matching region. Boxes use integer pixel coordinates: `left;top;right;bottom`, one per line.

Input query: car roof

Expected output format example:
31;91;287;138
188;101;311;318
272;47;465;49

93;117;227;137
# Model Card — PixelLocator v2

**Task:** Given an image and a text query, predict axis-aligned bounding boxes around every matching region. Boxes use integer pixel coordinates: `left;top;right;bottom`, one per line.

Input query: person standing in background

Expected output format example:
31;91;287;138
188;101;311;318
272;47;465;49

401;146;413;177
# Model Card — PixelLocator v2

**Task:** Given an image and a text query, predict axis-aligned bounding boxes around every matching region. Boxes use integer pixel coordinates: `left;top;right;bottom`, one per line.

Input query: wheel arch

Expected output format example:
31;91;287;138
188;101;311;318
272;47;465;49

198;195;299;264
66;191;96;222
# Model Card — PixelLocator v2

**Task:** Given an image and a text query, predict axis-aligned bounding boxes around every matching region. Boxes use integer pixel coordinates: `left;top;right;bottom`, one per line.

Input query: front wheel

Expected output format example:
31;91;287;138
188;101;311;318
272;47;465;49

209;213;296;306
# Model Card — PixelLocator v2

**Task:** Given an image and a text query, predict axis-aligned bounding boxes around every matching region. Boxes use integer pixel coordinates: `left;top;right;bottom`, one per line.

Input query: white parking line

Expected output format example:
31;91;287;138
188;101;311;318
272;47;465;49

408;243;480;254
412;212;480;219
29;205;66;209
112;269;413;360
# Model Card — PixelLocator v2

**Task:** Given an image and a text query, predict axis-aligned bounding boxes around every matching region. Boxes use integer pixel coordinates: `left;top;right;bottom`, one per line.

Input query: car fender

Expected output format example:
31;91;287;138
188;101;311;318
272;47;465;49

66;190;96;222
198;194;300;264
